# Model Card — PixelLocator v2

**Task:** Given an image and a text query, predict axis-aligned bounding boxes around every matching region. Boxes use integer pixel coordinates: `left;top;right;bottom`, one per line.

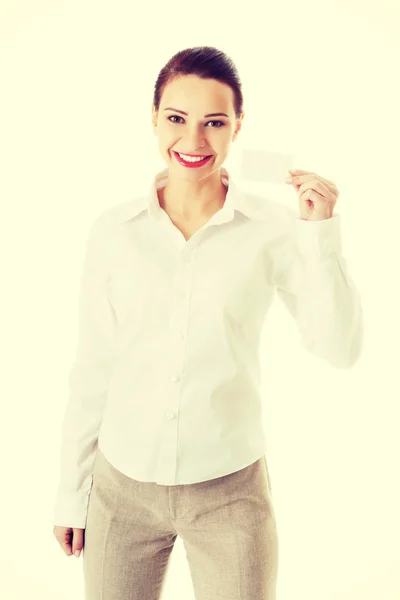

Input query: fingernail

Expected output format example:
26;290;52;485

74;550;81;558
285;176;292;183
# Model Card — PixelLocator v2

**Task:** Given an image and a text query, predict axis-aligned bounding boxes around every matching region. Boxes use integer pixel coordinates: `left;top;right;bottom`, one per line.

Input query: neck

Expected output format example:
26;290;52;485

158;171;227;220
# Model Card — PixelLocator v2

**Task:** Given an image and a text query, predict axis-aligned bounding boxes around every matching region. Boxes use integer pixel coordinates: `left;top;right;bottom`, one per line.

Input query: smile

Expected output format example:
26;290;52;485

173;151;213;168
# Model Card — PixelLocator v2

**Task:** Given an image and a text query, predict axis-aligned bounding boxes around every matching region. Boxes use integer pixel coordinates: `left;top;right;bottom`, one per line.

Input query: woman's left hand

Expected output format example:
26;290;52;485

286;169;339;221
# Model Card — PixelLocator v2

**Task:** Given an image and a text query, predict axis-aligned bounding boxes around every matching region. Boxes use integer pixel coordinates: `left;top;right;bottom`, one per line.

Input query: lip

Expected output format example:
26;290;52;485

172;151;213;169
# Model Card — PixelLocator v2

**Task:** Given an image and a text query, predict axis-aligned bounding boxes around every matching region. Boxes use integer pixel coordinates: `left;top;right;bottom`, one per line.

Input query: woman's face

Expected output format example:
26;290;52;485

152;75;243;177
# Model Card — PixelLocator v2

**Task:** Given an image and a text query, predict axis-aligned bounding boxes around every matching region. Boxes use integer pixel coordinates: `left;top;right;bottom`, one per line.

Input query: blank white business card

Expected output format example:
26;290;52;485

240;148;295;184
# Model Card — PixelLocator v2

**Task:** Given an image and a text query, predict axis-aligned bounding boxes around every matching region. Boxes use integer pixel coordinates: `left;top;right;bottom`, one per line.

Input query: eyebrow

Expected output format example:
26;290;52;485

164;107;229;118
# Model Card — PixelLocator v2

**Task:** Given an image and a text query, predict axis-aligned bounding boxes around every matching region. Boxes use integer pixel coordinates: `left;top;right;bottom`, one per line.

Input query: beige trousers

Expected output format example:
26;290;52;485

82;446;279;600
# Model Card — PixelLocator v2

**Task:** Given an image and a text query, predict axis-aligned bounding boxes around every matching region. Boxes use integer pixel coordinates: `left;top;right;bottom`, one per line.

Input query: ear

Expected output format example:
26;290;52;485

151;106;158;135
232;112;244;142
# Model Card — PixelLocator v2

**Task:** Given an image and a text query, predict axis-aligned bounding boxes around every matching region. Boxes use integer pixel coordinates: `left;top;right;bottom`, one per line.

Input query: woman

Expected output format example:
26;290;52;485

53;46;363;600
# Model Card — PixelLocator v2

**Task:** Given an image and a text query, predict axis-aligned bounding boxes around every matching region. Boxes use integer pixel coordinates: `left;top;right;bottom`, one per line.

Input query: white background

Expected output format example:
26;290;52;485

1;1;399;599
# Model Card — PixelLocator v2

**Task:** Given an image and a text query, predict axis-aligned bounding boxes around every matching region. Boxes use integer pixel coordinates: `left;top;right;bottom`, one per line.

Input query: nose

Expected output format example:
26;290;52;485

185;128;208;152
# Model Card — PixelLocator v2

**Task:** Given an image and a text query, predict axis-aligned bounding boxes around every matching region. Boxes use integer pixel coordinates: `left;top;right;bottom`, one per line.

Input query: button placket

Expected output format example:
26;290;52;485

156;246;197;483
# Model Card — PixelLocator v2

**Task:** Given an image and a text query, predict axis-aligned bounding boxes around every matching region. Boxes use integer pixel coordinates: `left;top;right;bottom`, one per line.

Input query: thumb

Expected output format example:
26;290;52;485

72;528;85;558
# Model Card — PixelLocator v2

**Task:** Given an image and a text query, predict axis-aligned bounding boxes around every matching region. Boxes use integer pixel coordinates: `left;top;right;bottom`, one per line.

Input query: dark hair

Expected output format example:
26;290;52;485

153;46;244;120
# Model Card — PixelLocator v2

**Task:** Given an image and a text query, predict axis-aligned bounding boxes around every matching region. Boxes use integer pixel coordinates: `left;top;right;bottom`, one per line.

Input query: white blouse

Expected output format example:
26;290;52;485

53;166;363;528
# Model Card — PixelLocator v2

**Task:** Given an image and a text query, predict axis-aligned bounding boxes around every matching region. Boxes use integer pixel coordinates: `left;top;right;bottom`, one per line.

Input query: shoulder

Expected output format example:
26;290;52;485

83;198;144;266
92;197;144;228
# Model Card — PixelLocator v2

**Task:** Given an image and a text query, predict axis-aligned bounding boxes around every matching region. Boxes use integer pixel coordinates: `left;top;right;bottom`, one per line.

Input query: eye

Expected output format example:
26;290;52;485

167;115;225;127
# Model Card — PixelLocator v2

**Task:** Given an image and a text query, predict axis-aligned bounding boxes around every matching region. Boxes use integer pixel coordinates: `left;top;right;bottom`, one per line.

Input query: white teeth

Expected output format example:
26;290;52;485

177;152;207;163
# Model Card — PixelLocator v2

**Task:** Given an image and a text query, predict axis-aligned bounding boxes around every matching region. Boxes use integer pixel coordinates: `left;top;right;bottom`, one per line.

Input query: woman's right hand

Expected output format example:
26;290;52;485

53;526;85;557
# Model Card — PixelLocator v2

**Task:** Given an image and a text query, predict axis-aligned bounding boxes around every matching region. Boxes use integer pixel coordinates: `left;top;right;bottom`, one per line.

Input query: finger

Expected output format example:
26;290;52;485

298;180;331;198
291;174;336;194
72;528;85;558
62;542;73;556
290;169;336;188
53;526;76;556
57;536;72;556
301;188;325;204
60;529;73;555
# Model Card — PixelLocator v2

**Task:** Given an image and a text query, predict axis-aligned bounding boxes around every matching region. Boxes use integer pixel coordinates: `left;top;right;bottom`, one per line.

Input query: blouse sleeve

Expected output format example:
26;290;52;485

53;214;117;529
274;211;364;369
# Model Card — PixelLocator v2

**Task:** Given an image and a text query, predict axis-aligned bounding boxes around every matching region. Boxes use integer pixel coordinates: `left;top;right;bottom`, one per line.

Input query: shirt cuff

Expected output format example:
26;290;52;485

53;487;92;530
296;213;342;258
